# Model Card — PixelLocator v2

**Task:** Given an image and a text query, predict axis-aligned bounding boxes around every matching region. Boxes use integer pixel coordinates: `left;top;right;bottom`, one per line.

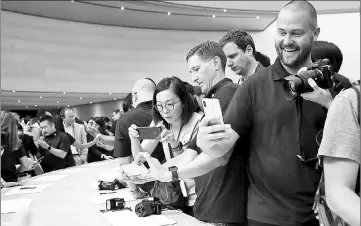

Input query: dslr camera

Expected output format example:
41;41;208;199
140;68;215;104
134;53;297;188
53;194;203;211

284;59;334;99
98;179;126;191
135;197;162;217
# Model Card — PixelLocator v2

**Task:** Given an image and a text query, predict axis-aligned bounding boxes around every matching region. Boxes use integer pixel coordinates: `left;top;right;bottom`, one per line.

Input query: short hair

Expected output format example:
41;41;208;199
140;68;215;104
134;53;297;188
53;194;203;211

112;109;121;114
93;117;108;135
152;77;196;129
312;41;343;73
36;109;52;119
39;115;53;124
282;0;317;31
123;93;133;113
219;30;256;56
255;51;271;67
183;82;195;96
60;107;73;118
186;41;227;72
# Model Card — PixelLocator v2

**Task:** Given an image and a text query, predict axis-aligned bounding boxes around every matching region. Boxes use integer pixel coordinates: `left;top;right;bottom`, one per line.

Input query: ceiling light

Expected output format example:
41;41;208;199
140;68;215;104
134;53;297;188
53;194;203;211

57;101;59;104
17;100;20;102
121;6;124;10
114;98;117;100
40;96;43;98
109;92;112;95
167;12;171;16
212;15;216;18
35;104;38;107
90;102;92;104
12;90;16;92
256;16;260;19
67;105;70;107
80;97;83;99
26;106;28;108
71;0;74;2
63;92;66;94
223;9;227;12
58;107;60;109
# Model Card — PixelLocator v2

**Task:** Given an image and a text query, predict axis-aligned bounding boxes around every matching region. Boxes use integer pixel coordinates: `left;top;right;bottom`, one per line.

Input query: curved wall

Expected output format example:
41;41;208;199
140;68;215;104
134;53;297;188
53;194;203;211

1;11;359;95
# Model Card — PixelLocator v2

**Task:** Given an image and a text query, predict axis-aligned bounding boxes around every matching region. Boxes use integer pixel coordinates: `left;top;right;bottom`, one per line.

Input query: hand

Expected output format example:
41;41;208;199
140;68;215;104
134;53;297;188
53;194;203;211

84;122;100;137
300;78;333;109
103;155;114;160
159;127;177;147
35;140;49;150
23;132;33;137
196;117;232;151
137;153;171;182
128;124;139;140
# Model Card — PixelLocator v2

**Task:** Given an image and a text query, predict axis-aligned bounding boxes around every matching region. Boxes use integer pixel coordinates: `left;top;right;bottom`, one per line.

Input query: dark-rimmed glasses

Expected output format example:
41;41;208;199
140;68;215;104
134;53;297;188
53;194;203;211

154;101;180;112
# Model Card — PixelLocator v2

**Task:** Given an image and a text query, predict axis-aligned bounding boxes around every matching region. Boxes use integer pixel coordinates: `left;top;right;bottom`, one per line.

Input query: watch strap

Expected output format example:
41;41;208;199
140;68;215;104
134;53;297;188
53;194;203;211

168;166;179;182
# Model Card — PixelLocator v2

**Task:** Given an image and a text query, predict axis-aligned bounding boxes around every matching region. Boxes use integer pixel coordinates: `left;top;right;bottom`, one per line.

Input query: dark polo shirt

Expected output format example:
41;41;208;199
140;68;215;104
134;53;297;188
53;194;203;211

114;101;165;163
224;57;331;225
40;131;71;173
190;78;248;224
238;61;265;85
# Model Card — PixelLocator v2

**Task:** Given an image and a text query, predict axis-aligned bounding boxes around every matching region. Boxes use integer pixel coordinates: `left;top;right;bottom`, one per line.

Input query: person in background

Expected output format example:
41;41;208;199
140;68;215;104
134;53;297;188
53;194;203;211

110;109;123;136
1;111;33;182
255;51;271;67
60;108;88;165
318;85;360;226
219;30;265;85
87;117;114;163
122;93;133;113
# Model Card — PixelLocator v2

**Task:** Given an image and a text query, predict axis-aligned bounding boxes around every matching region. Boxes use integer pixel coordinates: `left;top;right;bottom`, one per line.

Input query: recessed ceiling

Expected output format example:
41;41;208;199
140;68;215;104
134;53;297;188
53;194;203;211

1;90;127;110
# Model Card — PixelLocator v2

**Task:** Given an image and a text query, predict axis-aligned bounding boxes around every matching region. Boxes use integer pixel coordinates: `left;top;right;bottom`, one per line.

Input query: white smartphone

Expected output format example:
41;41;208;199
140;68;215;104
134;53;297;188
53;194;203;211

202;98;224;126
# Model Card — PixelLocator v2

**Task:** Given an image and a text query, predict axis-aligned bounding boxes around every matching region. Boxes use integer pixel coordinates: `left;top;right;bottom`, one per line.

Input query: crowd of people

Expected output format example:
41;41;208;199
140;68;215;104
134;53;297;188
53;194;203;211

1;1;360;226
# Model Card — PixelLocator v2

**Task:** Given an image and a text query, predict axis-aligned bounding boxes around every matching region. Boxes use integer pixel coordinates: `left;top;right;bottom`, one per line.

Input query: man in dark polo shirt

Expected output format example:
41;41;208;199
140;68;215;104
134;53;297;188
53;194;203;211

36;115;72;173
195;1;352;225
219;30;265;85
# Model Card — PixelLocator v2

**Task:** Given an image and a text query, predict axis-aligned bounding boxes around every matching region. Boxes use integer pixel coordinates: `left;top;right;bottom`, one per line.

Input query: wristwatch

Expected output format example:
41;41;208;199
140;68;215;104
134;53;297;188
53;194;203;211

96;133;101;140
47;146;52;151
168;166;179;182
170;141;183;152
101;154;105;159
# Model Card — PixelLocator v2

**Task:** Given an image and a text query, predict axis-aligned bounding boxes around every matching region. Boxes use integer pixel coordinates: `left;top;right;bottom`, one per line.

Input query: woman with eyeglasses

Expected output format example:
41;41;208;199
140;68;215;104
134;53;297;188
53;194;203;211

128;76;203;216
86;117;114;163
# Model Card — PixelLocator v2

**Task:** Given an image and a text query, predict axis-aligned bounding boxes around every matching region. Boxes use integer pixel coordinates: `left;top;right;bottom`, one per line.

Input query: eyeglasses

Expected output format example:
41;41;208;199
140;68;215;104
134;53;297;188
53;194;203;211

154;101;180;112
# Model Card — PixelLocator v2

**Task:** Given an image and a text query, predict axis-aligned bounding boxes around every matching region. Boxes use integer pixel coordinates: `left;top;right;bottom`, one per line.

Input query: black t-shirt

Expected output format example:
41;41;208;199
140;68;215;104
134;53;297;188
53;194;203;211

1;144;27;182
223;58;350;224
64;133;76;167
114;101;165;162
40;131;71;172
19;133;38;156
86;133;113;163
110;120;117;135
190;78;248;224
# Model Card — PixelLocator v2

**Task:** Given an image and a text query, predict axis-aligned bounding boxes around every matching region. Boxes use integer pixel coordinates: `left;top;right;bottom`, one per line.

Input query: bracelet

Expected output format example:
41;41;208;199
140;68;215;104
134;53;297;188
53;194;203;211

96;133;101;139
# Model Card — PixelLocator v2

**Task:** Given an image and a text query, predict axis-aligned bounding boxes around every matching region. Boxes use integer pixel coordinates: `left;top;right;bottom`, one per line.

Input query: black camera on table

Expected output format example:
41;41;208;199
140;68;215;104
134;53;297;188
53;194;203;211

284;59;334;99
106;198;125;211
98;179;126;191
135;197;162;217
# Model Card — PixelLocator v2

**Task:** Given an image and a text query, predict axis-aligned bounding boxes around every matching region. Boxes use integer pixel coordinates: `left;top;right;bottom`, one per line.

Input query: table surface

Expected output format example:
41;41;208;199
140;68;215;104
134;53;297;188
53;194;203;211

1;160;209;226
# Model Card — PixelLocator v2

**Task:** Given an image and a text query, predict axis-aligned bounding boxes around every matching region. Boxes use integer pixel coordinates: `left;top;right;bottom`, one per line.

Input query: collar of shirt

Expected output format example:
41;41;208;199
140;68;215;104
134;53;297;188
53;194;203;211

205;78;234;98
272;57;291;81
45;131;57;138
136;100;153;109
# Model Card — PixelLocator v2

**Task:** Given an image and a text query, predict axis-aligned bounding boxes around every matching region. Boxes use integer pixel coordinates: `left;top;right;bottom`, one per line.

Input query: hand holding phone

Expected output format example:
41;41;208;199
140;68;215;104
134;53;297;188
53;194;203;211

202;98;224;126
136;127;162;140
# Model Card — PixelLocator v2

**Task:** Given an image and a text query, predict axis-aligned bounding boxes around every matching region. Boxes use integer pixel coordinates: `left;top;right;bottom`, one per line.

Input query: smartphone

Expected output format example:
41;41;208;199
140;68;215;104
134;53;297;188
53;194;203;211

136;127;162;140
202;98;224;126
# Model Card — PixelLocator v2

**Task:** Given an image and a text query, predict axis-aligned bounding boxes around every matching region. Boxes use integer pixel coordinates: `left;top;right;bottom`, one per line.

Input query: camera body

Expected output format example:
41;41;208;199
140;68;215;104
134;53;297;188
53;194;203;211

98;179;126;191
135;197;162;217
106;198;125;211
284;59;334;98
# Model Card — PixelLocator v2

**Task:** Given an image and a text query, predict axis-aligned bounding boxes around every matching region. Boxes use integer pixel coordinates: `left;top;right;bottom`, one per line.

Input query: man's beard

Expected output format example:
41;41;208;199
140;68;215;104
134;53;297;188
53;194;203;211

275;42;313;69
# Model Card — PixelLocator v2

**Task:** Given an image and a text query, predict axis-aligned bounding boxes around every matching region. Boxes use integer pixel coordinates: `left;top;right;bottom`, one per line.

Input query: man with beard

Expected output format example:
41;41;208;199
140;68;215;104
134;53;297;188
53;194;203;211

191;1;351;225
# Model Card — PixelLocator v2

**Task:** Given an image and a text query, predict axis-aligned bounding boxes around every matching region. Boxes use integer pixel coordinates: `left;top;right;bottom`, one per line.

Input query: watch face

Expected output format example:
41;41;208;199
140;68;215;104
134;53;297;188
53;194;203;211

168;166;178;171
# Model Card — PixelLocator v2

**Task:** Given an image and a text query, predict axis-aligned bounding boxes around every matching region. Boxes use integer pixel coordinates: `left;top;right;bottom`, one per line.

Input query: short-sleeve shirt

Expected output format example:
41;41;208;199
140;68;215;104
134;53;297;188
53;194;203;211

114;101;165;162
191;78;248;223
40;131;71;173
318;85;360;164
224;57;333;224
1;144;27;182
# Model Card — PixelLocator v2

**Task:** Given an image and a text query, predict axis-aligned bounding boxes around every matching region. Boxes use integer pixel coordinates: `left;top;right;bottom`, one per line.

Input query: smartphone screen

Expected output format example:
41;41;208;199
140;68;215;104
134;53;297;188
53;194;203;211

136;127;162;140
